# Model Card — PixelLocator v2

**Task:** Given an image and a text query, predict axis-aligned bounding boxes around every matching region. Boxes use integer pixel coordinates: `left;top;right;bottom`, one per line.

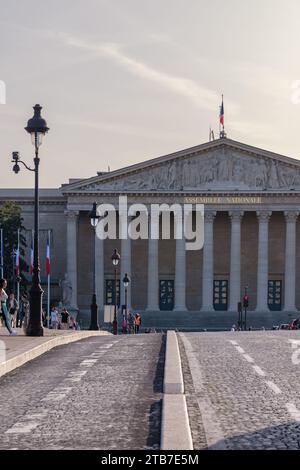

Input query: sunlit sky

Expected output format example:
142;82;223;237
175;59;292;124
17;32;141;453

1;0;300;188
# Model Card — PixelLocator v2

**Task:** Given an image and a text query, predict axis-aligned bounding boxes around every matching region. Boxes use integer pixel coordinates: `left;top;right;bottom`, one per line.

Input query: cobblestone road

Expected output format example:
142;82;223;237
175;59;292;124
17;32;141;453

0;334;165;450
181;330;300;450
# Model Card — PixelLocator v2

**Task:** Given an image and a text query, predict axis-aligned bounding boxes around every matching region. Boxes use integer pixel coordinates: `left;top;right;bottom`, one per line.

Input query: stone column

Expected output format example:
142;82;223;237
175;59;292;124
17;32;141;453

256;211;271;311
146;214;159;311
201;212;216;311
283;211;299;311
229;211;244;311
95;232;104;316
174;213;187;311
66;210;79;310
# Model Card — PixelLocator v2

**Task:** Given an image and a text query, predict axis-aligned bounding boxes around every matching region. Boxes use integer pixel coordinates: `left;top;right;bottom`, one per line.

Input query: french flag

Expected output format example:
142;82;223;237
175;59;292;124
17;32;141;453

46;234;51;276
219;96;224;127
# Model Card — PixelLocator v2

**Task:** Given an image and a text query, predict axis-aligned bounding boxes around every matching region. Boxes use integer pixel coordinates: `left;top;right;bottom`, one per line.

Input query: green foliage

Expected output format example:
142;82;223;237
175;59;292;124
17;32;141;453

0;201;28;292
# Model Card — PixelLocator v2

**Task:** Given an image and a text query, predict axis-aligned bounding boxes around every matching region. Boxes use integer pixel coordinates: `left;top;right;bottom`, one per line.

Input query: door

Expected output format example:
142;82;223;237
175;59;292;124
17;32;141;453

105;279;120;306
268;280;282;311
159;280;174;311
213;280;228;311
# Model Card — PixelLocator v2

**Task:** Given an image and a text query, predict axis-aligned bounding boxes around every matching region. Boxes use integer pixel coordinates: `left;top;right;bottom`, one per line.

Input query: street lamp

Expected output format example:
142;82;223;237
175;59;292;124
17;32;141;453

89;202;99;330
122;273;130;322
243;284;249;331
111;248;120;335
12;104;49;336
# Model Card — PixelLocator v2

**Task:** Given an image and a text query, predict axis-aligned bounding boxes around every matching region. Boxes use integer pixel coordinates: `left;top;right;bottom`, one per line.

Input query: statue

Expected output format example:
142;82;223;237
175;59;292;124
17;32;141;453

61;273;72;307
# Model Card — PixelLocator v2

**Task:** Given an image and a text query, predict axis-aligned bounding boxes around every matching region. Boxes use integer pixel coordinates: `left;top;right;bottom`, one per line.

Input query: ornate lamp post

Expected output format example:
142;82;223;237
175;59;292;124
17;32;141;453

89;202;100;330
122;273;130;321
243;284;249;331
12;104;49;336
111;249;120;335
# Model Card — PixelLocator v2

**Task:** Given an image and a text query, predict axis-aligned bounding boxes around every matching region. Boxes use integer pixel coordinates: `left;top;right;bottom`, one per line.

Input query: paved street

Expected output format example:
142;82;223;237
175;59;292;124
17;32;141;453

0;334;165;450
180;330;300;450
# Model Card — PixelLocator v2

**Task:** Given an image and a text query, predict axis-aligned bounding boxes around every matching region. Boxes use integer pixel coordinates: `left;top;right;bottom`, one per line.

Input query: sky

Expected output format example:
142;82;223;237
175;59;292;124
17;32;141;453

0;0;300;188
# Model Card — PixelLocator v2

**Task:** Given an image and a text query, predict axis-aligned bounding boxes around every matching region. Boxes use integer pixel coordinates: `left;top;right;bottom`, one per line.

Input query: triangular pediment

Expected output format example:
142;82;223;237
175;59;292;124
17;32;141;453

62;138;300;193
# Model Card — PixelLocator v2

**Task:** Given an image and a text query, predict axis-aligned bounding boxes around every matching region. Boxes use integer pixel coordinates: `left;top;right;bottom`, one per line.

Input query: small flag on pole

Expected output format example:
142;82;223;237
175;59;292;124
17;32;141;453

30;231;34;275
219;95;224;127
46;233;51;276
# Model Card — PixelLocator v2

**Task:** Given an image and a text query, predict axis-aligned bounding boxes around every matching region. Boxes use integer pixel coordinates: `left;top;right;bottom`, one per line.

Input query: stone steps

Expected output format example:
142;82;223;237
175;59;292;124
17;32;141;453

78;308;297;330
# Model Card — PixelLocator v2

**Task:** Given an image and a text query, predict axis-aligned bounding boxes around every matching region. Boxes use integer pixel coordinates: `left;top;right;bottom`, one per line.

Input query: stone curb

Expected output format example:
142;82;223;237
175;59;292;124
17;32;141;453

0;331;111;378
161;330;193;450
161;394;193;450
164;330;184;393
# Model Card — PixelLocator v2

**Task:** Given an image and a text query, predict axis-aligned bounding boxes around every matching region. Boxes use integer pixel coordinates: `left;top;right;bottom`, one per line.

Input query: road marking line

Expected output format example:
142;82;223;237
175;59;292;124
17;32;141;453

265;381;282;395
5;411;48;434
229;340;238;345
243;354;254;363
79;359;98;367
286;403;300;422
6;422;41;434
65;370;87;382
235;346;245;354
98;343;114;349
42;386;73;402
252;365;266;377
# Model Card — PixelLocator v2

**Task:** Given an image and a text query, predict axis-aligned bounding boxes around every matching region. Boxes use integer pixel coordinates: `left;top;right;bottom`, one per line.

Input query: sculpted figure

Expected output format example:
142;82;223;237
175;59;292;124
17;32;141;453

61;273;72;307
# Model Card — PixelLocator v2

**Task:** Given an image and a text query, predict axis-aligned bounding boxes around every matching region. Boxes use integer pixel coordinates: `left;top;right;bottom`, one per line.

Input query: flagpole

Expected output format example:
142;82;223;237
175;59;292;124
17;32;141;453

222;94;225;134
0;228;3;278
47;230;50;329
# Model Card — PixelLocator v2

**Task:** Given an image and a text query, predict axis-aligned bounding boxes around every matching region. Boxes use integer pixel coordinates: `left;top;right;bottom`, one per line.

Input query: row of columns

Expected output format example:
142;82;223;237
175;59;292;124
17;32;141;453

66;209;299;312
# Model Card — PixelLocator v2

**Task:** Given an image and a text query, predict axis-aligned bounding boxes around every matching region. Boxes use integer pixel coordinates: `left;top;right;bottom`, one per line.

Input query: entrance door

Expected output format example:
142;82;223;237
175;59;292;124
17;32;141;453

159;280;174;311
105;279;120;306
268;280;282;311
213;280;228;311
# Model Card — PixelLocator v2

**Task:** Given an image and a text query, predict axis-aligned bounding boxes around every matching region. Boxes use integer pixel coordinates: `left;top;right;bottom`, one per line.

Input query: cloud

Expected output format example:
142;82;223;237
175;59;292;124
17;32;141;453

63;34;239;114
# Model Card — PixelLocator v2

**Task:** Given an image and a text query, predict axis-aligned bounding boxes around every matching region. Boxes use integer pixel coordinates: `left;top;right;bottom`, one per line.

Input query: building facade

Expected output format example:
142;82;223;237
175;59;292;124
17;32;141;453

3;137;300;329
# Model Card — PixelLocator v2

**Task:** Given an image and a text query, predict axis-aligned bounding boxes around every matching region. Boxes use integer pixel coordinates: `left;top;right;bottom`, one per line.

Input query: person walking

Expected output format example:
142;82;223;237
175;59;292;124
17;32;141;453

8;293;19;328
134;312;142;334
17;292;29;328
127;311;134;334
50;306;59;329
61;308;70;330
122;315;128;334
0;278;16;335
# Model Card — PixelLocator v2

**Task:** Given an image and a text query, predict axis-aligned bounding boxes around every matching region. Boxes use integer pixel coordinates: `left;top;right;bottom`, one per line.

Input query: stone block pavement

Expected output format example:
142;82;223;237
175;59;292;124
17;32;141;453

0;326;111;378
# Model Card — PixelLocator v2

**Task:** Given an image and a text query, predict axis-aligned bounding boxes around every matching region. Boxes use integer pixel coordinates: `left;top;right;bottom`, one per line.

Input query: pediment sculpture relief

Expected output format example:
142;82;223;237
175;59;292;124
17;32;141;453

85;150;300;191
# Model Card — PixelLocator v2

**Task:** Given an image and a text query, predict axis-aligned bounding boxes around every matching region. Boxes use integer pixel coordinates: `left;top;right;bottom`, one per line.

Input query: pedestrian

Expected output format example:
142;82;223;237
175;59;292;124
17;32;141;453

61;308;70;330
134;312;142;334
18;292;29;328
50;306;59;329
128;311;134;334
0;278;16;335
69;316;77;330
8;293;19;328
122;315;128;334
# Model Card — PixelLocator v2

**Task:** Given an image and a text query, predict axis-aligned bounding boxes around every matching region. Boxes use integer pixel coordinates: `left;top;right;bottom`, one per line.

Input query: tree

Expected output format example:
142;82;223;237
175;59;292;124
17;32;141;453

0;201;28;292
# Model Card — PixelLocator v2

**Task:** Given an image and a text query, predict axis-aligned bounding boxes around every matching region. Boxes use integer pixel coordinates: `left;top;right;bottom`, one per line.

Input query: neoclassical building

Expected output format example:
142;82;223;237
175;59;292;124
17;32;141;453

3;136;300;328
